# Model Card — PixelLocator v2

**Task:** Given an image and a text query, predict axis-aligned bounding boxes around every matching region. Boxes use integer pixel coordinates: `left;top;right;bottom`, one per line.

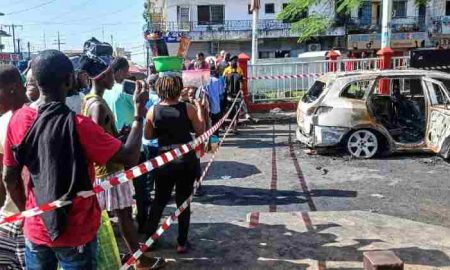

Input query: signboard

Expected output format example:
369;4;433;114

0;53;20;61
348;32;428;50
177;37;190;58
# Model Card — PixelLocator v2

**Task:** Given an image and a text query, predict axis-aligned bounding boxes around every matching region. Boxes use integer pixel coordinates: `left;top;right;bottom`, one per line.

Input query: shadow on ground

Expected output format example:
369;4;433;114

193;185;357;206
201;161;262;181
150;222;450;270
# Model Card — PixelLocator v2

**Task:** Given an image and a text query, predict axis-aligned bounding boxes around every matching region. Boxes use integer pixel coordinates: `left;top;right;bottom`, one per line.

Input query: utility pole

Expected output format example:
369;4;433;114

16;38;21;54
4;24;23;53
250;0;260;64
53;31;66;51
43;31;47;49
381;0;393;49
27;41;31;59
110;34;114;48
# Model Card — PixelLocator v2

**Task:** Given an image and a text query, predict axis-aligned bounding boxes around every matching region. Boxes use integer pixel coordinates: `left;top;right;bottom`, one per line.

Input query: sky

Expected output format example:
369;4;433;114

0;0;147;65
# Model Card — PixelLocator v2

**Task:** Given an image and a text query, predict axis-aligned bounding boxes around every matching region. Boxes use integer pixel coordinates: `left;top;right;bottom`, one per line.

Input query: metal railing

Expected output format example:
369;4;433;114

347;16;426;34
148;20;292;33
248;56;411;103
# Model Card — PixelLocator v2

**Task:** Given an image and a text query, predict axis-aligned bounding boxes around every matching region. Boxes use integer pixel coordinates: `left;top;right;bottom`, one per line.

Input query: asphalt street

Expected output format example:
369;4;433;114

117;122;450;269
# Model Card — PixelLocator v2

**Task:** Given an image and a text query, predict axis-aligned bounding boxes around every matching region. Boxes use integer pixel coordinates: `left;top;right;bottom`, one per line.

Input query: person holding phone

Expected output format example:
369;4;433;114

80;45;165;269
103;57;135;132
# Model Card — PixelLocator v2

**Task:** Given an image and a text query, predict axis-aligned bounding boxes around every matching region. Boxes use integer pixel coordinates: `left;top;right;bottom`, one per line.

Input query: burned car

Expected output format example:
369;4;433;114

296;69;450;159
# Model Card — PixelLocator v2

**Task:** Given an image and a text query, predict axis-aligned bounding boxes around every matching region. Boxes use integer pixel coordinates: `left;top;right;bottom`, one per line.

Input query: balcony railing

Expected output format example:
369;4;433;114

148;20;292;33
347;16;426;34
431;16;450;35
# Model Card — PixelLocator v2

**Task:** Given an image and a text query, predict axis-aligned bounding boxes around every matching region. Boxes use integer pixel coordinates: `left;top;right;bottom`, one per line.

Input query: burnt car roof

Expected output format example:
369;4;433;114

321;69;450;80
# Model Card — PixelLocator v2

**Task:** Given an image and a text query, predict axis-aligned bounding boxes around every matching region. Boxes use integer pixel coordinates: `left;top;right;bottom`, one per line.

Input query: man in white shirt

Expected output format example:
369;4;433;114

0;65;28;269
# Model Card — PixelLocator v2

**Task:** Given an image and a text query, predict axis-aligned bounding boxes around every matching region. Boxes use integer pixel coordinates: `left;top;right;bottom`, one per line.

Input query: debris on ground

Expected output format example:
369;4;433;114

304;149;317;155
270;107;282;113
371;194;385;199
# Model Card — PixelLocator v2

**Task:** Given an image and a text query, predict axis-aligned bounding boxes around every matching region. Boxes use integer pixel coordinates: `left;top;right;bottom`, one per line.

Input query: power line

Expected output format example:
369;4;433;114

47;0;92;21
6;0;59;15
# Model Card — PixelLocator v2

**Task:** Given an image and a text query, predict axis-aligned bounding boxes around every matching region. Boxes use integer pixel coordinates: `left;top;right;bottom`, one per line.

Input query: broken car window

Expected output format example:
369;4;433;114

341;80;371;100
302;81;326;103
427;82;449;106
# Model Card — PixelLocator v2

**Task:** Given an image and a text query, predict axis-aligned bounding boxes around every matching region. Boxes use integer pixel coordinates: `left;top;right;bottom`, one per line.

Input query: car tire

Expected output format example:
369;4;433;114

346;129;379;159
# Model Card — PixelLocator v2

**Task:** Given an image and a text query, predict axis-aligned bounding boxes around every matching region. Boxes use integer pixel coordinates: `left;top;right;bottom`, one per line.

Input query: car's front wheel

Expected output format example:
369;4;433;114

346;129;379;159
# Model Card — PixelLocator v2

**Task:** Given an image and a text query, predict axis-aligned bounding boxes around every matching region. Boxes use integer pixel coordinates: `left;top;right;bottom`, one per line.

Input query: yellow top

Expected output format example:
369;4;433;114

82;93;123;179
223;66;244;77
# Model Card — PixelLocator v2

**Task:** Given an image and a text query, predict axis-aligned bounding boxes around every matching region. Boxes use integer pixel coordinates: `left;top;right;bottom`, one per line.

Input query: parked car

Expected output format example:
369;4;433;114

296;69;450;159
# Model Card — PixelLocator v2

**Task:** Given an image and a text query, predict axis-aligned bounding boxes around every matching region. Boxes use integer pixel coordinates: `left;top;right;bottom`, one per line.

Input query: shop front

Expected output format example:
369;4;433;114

347;32;429;57
0;53;20;65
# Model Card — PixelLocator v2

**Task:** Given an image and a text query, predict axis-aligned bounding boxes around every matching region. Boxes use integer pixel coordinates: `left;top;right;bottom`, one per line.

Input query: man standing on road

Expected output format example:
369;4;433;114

2;50;165;269
0;65;28;270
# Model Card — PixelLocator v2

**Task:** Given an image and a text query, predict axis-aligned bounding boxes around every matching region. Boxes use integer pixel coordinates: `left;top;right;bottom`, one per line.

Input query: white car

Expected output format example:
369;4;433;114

296;69;450;159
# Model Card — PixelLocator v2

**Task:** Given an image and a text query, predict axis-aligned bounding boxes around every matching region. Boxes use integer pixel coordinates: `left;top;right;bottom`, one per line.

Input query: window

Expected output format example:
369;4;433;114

446;1;450;16
248;4;252;14
393;1;407;18
303;81;326;103
198;5;224;25
427;82;449;106
341;80;372;100
265;3;275;14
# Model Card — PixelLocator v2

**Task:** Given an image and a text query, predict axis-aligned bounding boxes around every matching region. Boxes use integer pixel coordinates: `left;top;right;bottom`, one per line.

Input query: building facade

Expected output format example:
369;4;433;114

146;0;345;59
145;0;448;59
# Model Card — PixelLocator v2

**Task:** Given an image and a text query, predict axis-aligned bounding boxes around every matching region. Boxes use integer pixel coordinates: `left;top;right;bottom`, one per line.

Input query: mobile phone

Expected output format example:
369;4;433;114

123;80;136;95
195;87;201;100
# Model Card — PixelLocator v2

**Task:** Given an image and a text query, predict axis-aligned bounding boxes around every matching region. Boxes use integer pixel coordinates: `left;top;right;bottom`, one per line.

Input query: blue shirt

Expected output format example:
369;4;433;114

143;90;160;147
207;77;223;115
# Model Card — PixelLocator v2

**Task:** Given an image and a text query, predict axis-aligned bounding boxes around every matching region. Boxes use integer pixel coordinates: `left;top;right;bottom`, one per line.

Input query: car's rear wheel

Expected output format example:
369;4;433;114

346;129;379;159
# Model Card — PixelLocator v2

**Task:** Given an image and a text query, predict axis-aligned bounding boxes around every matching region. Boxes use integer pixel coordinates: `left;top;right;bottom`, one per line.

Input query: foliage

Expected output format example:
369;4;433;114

290;15;333;43
278;0;429;42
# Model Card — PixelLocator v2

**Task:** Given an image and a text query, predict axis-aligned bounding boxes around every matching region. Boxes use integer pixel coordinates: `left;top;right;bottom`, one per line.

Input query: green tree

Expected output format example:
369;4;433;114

277;0;428;42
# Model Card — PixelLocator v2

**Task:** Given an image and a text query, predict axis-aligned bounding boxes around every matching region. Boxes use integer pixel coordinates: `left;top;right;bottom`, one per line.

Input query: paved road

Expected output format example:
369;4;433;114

122;122;450;269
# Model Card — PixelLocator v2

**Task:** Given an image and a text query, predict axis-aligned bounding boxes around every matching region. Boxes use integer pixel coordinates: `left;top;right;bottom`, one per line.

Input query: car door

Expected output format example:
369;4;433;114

423;77;450;153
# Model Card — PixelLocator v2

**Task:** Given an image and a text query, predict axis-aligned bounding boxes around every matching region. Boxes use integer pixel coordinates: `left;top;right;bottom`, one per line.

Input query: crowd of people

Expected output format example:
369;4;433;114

0;38;246;270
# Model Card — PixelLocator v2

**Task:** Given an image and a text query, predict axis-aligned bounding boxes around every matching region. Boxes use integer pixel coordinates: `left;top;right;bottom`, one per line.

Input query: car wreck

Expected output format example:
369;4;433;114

296;69;450;159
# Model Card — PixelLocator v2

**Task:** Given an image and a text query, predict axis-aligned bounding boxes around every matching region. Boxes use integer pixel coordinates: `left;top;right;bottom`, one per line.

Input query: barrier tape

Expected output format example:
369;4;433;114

120;99;245;270
0;92;243;226
248;73;323;81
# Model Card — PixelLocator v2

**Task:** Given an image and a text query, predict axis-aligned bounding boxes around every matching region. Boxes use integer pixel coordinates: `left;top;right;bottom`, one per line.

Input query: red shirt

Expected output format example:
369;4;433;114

3;105;122;247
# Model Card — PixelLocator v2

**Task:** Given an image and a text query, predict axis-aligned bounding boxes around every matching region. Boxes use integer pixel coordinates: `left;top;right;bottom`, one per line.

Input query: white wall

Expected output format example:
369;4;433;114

309;0;335;18
406;0;418;17
429;0;447;16
165;0;295;22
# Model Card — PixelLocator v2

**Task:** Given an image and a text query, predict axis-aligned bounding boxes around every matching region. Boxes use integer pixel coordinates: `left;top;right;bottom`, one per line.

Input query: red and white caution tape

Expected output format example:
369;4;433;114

0;93;242;226
120;99;245;270
248;73;323;81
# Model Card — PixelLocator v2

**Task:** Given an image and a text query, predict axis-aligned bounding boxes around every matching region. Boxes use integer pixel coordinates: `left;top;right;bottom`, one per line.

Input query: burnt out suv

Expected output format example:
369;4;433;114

296;69;450;159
